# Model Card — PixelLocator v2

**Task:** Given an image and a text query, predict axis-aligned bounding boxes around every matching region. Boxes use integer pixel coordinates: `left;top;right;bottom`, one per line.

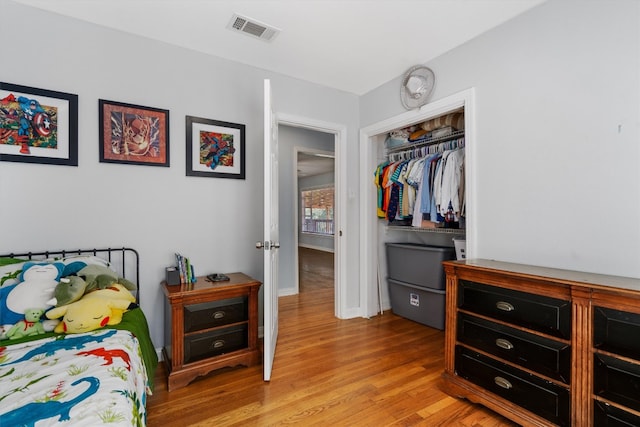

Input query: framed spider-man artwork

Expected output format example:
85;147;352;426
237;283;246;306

99;99;170;167
0;82;78;166
185;115;245;179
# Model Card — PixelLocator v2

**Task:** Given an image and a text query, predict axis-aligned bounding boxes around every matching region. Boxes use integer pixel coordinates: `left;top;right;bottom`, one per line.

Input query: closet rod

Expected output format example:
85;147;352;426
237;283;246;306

387;137;464;162
386;129;465;155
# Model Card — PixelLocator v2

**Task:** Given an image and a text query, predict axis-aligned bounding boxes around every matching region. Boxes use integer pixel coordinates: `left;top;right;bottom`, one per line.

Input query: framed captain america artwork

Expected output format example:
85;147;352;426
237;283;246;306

185;115;245;179
0;82;78;166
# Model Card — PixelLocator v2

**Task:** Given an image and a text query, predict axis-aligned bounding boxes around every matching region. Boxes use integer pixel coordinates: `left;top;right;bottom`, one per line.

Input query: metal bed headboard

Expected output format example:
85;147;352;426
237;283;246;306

0;247;140;303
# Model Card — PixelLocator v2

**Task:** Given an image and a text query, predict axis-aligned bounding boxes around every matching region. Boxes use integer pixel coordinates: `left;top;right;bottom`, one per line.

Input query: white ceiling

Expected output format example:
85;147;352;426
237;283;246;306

11;0;545;96
297;152;334;178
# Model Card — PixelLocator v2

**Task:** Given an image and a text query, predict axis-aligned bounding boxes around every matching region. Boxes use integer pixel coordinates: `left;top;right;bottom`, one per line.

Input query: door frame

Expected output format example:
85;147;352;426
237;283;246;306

278;113;347;319
358;88;477;318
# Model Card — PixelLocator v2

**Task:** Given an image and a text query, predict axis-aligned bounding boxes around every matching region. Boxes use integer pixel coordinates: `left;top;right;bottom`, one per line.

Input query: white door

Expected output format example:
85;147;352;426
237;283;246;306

260;79;279;381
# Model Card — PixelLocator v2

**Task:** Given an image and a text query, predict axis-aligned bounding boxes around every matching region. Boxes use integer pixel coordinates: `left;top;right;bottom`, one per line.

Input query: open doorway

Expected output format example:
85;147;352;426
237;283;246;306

276;114;347;319
297;150;335;295
277;125;336;299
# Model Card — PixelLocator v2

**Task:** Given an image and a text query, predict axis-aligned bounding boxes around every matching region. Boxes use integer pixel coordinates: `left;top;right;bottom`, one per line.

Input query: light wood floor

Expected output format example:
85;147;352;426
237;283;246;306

147;247;517;426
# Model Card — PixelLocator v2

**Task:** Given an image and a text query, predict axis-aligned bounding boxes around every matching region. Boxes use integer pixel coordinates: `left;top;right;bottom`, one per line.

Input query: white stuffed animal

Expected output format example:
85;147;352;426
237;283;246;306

0;262;64;336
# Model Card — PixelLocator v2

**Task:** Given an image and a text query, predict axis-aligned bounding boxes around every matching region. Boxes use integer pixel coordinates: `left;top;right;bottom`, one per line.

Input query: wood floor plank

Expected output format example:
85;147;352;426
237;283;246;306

147;247;517;426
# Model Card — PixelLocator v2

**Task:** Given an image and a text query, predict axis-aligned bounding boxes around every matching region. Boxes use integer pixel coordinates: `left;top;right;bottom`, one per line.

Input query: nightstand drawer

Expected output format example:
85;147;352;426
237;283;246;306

456;346;570;426
594;306;640;360
184;296;248;332
458;280;571;339
594;354;640;412
184;324;248;364
457;313;571;383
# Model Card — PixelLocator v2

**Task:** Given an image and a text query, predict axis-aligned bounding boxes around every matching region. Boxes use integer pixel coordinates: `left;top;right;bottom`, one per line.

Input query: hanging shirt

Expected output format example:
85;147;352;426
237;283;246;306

373;161;388;218
420;153;441;214
439;148;465;217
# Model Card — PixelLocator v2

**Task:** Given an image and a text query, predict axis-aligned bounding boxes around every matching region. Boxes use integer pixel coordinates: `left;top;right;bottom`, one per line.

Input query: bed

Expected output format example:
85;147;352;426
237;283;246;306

0;248;157;427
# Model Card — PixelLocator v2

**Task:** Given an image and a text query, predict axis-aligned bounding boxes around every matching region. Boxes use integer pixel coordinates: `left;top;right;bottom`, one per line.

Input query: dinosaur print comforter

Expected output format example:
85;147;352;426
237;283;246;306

0;329;150;426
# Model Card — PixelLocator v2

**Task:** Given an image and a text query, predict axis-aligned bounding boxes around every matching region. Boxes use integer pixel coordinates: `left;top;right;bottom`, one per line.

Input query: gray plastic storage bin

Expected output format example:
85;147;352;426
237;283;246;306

388;278;446;329
385;243;456;290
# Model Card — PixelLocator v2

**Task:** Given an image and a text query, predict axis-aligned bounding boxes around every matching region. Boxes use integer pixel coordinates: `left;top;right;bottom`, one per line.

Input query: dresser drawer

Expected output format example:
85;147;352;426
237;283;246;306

458;280;571;339
184;324;248;364
457;313;571;383
184;296;248;332
455;346;570;426
594;354;640;412
594;307;640;360
594;400;640;427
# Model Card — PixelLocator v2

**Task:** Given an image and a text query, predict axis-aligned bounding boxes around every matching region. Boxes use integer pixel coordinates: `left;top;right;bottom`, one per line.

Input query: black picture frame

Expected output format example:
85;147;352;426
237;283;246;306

0;82;78;166
186;115;245;179
99;99;170;167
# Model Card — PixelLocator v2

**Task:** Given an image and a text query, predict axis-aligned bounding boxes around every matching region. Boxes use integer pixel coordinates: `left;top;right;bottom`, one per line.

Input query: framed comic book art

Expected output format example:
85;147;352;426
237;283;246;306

0;82;78;166
186;115;245;179
99;99;170;167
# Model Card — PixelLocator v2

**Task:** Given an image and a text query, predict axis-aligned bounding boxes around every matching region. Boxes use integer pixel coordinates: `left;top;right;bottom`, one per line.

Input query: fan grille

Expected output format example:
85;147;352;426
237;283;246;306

400;65;435;110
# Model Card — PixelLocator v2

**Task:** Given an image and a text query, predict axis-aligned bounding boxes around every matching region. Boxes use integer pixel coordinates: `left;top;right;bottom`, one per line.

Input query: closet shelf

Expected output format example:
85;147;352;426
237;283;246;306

386;129;465;155
386;225;466;235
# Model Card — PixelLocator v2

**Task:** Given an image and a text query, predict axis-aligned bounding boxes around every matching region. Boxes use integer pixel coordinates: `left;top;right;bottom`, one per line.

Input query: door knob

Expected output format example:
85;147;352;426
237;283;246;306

256;241;280;250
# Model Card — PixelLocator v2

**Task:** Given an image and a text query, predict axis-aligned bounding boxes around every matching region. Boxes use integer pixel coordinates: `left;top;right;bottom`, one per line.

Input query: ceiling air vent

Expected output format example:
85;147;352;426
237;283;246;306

227;13;280;42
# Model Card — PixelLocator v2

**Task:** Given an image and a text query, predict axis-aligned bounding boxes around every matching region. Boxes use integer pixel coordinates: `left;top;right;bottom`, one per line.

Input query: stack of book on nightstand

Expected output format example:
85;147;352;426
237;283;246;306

175;253;196;284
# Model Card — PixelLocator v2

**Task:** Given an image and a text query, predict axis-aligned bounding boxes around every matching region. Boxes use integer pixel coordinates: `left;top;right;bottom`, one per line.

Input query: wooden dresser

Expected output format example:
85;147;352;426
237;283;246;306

162;273;261;391
442;259;640;426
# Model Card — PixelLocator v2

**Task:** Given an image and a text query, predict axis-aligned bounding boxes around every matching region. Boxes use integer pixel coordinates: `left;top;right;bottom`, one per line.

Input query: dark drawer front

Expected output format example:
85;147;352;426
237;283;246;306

455;346;570;426
457;313;571;383
594;400;640;427
594;354;640;412
184;324;248;364
184;297;248;332
594;307;640;360
458;280;571;339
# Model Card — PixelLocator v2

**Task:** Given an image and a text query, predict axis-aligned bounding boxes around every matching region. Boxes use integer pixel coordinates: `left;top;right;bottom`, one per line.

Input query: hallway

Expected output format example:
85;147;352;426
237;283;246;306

298;246;334;294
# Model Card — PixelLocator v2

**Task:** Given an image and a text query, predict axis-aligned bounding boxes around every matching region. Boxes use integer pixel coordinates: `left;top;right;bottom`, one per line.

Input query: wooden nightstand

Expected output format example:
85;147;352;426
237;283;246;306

162;273;262;391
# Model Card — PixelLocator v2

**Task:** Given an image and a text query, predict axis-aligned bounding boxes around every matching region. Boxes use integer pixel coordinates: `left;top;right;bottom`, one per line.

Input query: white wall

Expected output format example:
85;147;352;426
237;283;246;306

278;126;334;294
360;0;640;278
0;0;360;348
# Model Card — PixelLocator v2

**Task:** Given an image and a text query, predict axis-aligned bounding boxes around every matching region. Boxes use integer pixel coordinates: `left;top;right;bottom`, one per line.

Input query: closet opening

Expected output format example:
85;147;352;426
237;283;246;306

359;88;476;319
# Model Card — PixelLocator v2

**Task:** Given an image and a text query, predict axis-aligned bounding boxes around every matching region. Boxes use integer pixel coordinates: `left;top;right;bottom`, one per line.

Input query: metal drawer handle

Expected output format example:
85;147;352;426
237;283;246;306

212;311;225;319
212;339;225;349
495;338;514;350
494;376;512;390
496;301;515;312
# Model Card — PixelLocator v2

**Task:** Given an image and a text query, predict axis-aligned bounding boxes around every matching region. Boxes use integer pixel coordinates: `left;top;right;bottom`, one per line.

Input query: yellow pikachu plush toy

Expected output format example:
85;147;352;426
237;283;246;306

46;284;136;334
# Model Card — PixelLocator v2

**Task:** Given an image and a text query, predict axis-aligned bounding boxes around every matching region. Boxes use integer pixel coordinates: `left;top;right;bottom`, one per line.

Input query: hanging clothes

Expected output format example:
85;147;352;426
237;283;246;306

374;135;465;228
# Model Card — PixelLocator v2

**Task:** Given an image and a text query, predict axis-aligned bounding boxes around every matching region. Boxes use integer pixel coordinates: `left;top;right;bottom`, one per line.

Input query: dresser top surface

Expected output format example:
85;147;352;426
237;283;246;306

444;259;640;292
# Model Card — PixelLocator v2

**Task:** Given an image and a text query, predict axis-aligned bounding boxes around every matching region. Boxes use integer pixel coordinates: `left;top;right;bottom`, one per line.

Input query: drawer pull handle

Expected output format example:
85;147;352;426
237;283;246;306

212;340;225;349
494;376;512;390
496;301;515;312
212;311;225;319
495;338;514;350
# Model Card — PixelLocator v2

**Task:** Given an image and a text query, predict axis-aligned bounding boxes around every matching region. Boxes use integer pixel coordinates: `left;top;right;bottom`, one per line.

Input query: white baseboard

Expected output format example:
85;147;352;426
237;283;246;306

298;243;334;253
278;287;297;297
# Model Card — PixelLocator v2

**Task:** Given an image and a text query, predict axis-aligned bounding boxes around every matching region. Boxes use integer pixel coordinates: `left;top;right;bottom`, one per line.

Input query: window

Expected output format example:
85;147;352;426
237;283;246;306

301;186;334;235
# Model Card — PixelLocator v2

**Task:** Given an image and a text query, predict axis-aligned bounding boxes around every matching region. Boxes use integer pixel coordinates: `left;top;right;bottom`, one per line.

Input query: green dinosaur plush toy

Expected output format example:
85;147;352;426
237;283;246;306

6;308;46;339
77;265;136;292
47;276;88;307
